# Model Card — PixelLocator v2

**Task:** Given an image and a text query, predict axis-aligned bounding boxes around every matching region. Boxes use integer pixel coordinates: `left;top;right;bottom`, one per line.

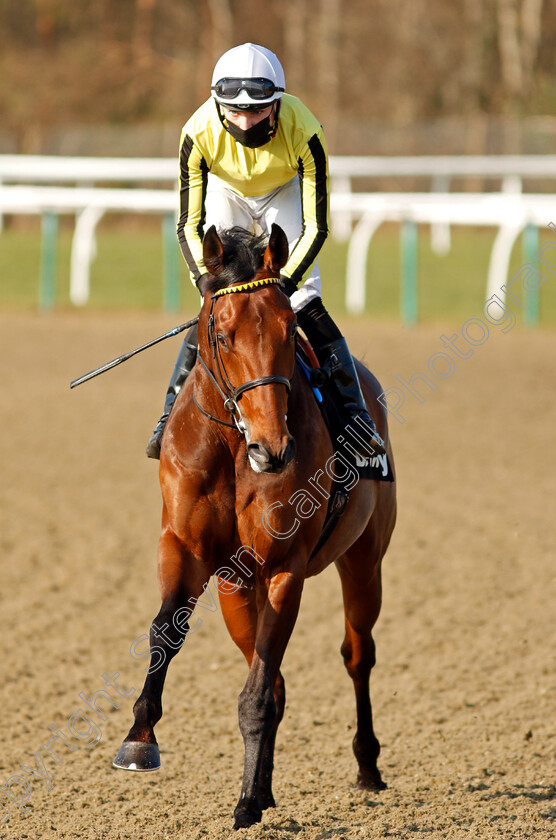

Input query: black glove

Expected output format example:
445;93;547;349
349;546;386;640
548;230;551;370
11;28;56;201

196;273;212;296
280;275;297;297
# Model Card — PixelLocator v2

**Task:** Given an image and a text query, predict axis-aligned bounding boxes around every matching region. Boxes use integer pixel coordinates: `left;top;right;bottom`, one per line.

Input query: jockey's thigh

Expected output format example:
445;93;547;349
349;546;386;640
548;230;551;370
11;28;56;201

255;177;321;312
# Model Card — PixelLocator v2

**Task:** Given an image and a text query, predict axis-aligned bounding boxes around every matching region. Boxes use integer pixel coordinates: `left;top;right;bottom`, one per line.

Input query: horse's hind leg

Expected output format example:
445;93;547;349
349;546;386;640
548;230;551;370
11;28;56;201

336;551;386;791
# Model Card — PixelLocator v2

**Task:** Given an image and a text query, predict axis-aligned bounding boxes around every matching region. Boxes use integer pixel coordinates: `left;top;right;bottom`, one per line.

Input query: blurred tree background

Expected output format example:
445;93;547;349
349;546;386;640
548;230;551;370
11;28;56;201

1;0;555;155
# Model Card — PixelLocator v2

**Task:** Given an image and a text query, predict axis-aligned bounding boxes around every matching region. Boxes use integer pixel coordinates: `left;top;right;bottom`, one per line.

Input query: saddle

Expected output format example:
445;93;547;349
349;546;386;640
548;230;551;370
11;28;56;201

295;336;394;560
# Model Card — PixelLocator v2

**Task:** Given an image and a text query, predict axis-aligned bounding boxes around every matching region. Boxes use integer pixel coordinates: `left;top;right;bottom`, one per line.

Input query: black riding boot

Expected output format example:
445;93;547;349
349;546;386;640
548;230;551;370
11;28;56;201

296;299;386;457
145;324;198;460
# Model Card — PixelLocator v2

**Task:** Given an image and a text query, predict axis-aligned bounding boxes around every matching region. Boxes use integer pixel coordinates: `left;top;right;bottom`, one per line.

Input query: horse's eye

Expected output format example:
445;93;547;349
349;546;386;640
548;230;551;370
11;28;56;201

290;322;298;338
217;333;229;349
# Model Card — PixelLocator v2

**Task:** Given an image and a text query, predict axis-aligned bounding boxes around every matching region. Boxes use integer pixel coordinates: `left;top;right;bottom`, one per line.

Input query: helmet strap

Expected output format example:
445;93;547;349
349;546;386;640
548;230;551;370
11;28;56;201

269;99;281;138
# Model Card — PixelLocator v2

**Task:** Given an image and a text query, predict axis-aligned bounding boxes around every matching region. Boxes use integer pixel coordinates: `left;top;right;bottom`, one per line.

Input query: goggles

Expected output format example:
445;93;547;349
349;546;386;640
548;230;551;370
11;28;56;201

211;77;284;101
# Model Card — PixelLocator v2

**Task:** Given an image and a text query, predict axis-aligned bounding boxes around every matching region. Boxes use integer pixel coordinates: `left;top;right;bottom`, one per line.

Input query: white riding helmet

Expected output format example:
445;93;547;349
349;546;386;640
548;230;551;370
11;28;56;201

211;43;285;109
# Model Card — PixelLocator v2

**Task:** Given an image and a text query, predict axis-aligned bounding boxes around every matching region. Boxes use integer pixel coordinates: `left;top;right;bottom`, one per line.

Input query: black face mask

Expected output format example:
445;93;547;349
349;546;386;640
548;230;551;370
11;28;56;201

224;114;274;149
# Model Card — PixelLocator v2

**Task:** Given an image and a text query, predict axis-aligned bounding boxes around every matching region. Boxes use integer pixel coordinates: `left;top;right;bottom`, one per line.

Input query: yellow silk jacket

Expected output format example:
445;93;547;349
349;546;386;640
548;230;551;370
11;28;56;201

177;94;329;286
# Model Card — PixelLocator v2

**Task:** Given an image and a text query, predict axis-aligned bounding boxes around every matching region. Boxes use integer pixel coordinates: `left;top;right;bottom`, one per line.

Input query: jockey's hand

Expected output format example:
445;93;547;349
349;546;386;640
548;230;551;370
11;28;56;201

197;273;212;295
280;275;297;297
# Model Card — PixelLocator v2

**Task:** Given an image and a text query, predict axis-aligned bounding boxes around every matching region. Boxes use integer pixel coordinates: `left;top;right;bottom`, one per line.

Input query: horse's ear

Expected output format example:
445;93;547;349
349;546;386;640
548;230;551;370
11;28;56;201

264;224;289;275
203;225;224;276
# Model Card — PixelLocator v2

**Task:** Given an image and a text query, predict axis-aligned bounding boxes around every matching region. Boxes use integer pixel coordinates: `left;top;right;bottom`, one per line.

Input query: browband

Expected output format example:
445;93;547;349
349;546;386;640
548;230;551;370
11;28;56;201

213;277;284;297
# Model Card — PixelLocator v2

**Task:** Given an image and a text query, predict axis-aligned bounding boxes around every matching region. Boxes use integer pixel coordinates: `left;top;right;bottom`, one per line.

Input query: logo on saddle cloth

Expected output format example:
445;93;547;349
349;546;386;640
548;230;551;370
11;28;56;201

354;451;390;477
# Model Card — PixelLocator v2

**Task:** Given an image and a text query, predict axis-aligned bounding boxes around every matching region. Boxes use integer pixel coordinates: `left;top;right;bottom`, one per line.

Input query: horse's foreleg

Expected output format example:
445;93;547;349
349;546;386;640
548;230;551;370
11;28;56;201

233;571;304;830
113;528;207;772
113;595;186;770
256;669;285;810
219;587;285;812
337;555;386;791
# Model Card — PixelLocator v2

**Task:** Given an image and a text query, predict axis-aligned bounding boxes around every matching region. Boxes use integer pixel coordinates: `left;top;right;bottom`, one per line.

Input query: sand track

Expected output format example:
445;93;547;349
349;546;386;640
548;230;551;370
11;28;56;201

0;311;554;839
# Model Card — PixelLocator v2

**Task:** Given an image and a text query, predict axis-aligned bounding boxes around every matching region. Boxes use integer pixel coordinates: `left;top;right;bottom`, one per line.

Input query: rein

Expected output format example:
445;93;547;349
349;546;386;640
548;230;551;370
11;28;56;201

193;277;292;435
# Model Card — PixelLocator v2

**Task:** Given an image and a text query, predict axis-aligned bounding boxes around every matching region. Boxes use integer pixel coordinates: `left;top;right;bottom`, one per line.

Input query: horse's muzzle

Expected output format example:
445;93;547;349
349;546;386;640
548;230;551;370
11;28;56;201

247;436;296;474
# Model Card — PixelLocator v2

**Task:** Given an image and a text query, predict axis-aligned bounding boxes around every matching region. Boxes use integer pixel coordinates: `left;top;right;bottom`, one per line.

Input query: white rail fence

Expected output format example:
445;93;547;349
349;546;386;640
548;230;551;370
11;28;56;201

333;191;556;320
0;185;178;307
1;155;556;321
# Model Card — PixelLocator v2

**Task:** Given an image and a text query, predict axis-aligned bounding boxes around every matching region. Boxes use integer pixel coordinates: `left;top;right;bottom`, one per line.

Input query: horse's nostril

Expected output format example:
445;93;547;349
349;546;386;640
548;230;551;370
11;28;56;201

282;436;296;465
247;438;295;474
247;442;270;464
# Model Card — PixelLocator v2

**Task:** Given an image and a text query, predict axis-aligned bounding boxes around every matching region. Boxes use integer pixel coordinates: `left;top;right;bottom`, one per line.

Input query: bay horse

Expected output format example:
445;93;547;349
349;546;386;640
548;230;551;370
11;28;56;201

113;224;397;830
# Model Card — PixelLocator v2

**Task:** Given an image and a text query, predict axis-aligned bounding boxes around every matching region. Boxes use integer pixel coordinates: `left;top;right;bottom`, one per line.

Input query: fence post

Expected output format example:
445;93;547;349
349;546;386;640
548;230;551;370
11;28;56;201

163;212;179;312
523;223;540;327
39;211;58;311
430;174;451;255
401;219;418;326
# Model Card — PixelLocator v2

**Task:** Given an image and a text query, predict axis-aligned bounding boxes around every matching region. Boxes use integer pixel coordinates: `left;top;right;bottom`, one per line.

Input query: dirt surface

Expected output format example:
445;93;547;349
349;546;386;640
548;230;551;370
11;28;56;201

0;310;554;840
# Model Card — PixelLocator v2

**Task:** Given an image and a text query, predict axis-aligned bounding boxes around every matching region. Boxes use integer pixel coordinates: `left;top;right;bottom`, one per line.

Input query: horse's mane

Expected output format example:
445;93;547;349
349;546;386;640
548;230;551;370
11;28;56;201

205;227;269;293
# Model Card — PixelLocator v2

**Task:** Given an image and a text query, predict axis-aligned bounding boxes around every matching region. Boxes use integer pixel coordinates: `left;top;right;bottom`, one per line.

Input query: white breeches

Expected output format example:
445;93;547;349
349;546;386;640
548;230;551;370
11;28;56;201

204;174;321;312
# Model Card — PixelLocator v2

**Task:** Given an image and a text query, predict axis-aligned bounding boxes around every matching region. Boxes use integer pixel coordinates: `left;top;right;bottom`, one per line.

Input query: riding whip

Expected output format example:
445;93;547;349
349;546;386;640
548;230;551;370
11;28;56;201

70;316;199;389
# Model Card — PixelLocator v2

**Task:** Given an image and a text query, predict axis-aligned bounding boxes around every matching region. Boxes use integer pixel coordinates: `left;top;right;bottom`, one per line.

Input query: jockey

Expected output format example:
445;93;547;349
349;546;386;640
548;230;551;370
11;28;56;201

146;42;385;459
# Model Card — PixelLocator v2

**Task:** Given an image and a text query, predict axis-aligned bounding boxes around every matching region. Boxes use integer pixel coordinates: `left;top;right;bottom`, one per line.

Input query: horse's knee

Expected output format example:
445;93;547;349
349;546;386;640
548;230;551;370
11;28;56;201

150;601;189;657
340;636;352;666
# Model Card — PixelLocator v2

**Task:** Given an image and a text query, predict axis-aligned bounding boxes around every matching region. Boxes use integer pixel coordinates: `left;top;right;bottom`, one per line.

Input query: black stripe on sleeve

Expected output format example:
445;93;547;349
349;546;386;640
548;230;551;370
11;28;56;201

289;133;329;286
297;157;306;238
177;133;208;282
197;156;209;240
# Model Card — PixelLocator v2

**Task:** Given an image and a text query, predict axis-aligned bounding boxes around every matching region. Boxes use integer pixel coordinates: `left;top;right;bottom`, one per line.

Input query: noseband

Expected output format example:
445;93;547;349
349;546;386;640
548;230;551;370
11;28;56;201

192;278;292;434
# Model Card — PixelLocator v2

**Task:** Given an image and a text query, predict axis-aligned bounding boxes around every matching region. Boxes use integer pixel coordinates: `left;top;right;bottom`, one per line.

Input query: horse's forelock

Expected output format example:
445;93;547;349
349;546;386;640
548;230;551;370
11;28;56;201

206;227;268;293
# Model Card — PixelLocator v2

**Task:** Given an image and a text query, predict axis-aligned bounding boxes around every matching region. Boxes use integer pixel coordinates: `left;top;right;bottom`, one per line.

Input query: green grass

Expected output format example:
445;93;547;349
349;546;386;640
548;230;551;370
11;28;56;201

1;219;556;326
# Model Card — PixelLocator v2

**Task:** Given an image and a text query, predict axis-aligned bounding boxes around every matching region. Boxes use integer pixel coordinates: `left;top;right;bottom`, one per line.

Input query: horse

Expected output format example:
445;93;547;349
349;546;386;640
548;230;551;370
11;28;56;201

113;223;397;830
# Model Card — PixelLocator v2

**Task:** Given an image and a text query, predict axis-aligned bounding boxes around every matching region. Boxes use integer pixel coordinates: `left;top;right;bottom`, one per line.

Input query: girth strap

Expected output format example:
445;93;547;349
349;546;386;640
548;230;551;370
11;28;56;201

309;486;349;560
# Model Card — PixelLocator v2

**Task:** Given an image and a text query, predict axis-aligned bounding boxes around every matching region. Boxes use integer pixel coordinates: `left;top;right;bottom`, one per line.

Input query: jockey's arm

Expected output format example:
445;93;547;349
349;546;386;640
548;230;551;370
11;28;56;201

176;129;210;286
280;128;330;290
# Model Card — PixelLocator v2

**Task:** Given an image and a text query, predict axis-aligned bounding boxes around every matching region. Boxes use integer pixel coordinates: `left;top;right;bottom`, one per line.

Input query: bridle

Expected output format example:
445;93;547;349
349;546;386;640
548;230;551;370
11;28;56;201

192;277;292;435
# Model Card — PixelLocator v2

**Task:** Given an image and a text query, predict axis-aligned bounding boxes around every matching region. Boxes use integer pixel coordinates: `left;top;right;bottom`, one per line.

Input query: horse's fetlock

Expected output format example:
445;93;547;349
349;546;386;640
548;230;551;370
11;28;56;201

353;730;380;764
132;695;162;729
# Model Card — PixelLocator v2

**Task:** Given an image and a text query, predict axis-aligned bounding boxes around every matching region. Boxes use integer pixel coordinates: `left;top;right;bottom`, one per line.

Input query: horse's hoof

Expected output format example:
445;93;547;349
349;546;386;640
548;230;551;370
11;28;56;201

233;802;263;830
258;792;276;810
112;740;161;771
357;769;387;791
